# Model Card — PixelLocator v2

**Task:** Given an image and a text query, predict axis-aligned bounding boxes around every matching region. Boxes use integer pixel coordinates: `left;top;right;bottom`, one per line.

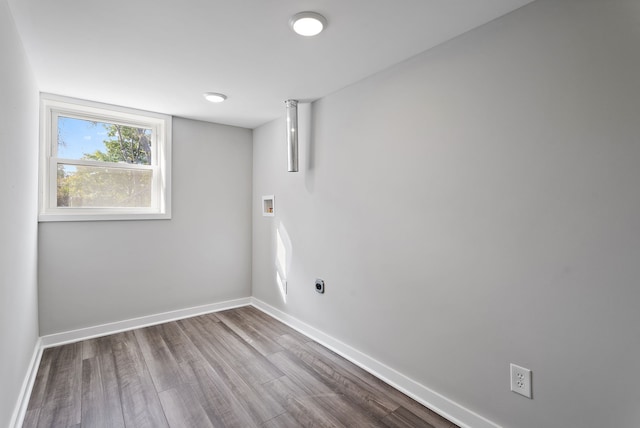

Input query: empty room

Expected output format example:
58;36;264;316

2;0;639;427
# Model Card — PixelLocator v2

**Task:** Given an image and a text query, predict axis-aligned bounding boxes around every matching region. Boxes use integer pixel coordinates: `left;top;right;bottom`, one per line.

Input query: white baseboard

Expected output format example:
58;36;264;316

40;297;252;348
10;338;43;428
250;297;501;428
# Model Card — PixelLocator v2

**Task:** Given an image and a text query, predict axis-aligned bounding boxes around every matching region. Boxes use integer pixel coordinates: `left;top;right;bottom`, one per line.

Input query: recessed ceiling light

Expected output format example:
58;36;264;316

203;92;227;103
289;12;327;37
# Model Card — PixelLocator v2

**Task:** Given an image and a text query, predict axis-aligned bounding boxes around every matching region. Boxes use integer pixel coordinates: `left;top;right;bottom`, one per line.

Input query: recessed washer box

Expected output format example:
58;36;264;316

262;195;274;216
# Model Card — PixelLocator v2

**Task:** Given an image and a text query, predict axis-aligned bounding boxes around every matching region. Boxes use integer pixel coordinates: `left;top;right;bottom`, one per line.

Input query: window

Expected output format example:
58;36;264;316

39;94;171;221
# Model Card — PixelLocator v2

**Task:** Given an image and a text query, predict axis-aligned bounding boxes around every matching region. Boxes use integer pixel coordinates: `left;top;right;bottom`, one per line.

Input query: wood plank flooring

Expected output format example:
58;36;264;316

24;306;458;428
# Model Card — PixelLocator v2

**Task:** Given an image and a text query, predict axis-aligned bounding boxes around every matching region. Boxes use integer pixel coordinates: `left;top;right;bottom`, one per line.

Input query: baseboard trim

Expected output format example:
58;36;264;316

40;297;252;348
250;297;501;428
10;337;43;428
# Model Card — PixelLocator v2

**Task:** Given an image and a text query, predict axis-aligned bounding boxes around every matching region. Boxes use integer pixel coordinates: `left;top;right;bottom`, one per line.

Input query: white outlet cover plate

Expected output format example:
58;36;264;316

510;363;532;399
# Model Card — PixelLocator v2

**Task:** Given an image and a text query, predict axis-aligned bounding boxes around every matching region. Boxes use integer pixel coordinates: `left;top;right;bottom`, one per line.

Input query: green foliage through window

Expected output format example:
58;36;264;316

83;124;152;165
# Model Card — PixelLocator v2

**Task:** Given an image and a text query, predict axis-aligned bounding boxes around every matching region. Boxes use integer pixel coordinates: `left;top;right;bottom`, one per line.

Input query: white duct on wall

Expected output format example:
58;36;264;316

285;99;299;172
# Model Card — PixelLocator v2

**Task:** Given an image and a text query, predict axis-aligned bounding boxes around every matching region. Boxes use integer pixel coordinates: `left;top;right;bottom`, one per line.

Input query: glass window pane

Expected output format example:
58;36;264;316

57;116;152;165
57;164;152;208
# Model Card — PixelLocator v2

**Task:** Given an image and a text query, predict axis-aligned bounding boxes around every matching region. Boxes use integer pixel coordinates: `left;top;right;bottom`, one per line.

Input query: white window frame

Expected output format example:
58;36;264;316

39;94;172;222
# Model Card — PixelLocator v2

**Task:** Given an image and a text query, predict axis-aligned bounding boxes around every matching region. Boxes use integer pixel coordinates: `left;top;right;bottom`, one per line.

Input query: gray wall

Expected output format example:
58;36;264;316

252;1;640;427
0;0;40;425
39;117;253;334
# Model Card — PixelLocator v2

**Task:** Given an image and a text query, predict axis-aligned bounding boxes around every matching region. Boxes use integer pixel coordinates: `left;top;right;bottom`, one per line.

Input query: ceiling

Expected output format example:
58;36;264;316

8;0;535;129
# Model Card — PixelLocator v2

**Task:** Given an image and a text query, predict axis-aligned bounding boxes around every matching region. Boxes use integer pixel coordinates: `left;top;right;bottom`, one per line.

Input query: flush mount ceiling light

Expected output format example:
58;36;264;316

289;12;327;37
203;92;227;103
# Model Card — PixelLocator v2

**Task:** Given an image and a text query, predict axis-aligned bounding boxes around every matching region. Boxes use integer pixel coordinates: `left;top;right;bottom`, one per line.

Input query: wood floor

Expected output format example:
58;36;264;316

24;306;458;428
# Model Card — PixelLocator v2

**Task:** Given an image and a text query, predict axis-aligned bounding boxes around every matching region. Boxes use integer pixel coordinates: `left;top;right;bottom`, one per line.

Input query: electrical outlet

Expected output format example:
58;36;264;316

510;363;532;399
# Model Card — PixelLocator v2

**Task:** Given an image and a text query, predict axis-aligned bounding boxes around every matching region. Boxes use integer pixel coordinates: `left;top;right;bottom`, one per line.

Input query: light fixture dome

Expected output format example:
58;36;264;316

289;12;327;37
203;92;227;103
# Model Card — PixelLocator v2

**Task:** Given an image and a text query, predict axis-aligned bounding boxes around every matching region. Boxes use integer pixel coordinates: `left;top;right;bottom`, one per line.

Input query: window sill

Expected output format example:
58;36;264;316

38;212;171;222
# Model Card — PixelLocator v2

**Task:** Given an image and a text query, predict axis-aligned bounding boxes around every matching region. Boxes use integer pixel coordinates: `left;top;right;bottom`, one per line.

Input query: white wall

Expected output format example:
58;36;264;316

0;0;40;425
252;1;640;427
39;117;253;334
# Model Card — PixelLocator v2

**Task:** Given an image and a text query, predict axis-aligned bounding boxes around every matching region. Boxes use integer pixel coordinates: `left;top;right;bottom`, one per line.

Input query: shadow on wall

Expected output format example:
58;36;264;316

300;102;315;193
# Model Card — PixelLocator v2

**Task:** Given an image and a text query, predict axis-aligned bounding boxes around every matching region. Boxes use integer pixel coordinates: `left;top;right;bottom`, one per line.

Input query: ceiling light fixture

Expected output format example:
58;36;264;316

203;92;227;103
289;12;327;37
